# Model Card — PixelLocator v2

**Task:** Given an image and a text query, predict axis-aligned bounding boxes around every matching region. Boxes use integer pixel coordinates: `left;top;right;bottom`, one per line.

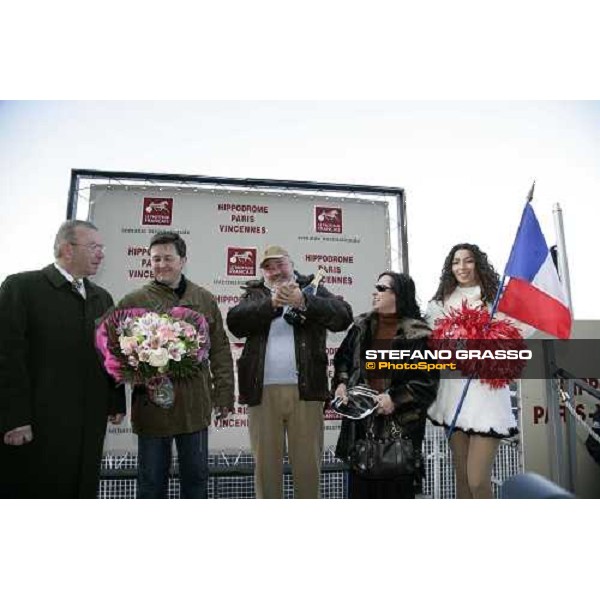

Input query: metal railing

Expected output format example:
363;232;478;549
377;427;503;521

98;421;522;499
552;367;600;492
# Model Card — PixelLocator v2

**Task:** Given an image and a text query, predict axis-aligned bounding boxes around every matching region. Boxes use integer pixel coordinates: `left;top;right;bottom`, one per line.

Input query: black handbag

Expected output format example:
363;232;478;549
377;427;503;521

347;415;417;479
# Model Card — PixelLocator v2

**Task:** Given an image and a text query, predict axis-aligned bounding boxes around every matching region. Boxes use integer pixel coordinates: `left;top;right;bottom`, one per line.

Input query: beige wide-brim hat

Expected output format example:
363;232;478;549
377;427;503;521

259;245;290;268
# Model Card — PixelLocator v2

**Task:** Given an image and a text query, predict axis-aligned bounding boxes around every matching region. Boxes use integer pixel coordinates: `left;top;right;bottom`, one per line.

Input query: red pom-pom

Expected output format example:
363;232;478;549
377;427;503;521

430;301;526;388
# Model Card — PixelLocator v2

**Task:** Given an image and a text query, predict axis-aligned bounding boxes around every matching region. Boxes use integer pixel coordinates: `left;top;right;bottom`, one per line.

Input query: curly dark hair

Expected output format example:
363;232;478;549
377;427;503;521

378;271;423;320
432;243;500;303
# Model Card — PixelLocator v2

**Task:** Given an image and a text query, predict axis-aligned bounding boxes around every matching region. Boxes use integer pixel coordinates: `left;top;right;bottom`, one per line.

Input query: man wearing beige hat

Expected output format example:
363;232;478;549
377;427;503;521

227;245;352;498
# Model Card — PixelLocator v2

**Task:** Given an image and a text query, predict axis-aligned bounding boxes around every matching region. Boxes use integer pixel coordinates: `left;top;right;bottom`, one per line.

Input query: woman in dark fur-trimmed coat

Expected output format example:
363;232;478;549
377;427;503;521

332;272;439;499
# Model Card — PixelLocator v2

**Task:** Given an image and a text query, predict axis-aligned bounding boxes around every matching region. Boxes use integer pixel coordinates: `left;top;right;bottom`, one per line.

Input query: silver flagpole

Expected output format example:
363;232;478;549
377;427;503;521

553;203;573;311
552;202;576;492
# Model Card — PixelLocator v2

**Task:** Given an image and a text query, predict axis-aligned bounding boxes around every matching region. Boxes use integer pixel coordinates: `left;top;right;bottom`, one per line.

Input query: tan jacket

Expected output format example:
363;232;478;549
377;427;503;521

118;279;234;436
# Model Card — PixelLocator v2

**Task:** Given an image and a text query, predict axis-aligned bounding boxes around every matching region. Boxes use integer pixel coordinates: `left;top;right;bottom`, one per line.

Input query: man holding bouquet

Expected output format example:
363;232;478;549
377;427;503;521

117;232;234;499
0;220;125;498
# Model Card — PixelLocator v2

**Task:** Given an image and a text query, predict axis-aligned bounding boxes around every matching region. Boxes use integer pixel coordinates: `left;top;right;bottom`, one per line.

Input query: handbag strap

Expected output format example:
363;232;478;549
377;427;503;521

365;414;376;439
388;416;401;439
365;414;403;440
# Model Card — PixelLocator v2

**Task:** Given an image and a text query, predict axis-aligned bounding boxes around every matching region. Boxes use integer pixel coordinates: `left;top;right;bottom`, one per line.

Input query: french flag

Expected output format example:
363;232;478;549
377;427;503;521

498;203;572;339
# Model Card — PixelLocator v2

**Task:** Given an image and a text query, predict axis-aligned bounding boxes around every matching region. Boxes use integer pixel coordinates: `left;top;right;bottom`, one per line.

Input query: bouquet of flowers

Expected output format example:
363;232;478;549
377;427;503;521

429;301;527;389
95;307;210;408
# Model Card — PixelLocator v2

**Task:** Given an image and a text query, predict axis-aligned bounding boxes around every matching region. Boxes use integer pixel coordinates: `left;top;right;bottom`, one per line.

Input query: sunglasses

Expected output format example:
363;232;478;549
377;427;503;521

374;284;392;292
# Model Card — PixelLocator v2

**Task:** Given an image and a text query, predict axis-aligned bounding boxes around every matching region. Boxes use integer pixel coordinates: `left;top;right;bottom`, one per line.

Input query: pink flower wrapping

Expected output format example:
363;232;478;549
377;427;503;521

95;307;211;384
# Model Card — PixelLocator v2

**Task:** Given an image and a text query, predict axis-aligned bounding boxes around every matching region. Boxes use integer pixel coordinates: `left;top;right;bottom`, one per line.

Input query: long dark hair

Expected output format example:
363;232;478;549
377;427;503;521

378;271;423;320
432;243;500;303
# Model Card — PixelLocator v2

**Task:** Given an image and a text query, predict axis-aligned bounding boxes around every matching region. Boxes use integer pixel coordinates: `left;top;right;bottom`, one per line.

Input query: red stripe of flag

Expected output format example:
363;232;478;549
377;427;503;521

498;278;572;339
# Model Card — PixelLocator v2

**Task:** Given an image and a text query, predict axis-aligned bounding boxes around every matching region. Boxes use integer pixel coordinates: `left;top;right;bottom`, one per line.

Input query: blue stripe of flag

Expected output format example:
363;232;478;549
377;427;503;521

504;204;548;282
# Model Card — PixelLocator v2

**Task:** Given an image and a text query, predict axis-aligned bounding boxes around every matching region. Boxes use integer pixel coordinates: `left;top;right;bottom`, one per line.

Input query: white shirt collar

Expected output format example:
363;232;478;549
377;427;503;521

54;263;86;298
54;262;77;283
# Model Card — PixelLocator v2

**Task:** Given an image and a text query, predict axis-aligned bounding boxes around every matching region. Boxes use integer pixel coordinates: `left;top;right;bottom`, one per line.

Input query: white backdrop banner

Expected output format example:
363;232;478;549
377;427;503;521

89;185;392;454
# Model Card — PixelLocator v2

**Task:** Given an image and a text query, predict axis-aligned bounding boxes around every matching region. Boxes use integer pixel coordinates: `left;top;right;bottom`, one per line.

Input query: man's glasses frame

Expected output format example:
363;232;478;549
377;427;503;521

71;243;106;253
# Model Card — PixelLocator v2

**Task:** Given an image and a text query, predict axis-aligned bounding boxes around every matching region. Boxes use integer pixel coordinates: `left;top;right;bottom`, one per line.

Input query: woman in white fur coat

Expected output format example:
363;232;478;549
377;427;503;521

426;243;519;499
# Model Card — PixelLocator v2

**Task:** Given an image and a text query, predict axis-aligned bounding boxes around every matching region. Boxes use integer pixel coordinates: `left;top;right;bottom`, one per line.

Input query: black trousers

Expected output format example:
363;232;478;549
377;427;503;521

348;471;415;499
0;442;32;499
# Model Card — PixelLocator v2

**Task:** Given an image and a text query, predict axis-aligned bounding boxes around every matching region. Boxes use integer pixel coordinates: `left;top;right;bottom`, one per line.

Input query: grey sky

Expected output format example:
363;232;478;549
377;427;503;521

1;100;599;317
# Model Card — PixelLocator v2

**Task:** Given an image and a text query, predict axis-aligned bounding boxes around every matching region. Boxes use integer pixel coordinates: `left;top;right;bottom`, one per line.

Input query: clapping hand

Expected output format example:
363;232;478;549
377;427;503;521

273;282;305;309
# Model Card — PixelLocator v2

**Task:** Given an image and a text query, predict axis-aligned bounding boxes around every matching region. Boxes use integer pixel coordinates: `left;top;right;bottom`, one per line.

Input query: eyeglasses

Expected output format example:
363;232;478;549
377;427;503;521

374;284;392;293
71;243;106;253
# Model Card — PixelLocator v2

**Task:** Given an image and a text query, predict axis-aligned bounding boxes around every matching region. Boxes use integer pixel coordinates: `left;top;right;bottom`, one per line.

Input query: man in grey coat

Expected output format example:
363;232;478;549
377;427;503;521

0;220;125;498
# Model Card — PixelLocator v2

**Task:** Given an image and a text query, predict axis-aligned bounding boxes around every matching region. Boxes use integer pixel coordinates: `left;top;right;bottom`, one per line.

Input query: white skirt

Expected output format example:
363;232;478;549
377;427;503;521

427;378;518;438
